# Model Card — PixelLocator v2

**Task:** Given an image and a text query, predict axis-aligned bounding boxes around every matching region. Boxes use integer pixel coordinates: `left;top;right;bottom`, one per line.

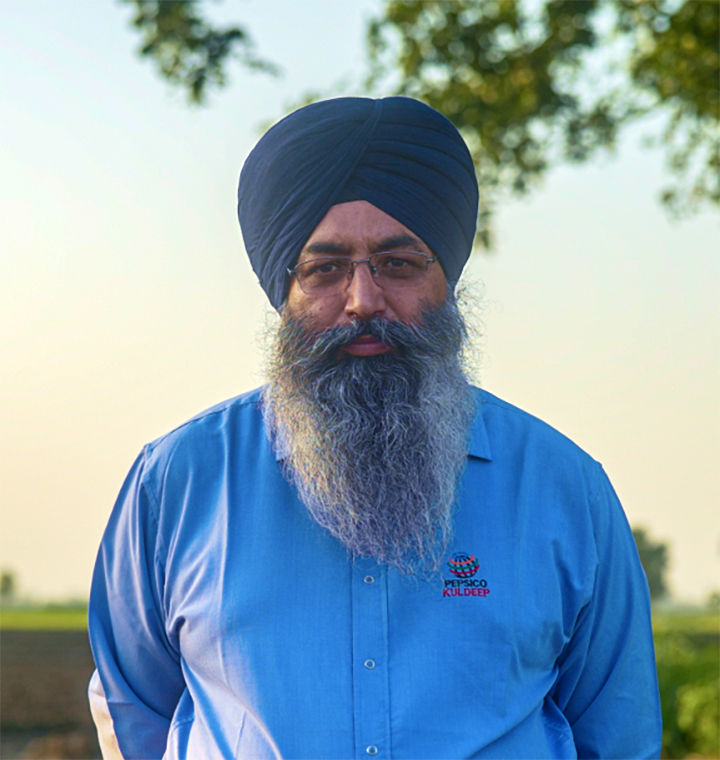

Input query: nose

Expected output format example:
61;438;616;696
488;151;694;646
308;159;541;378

343;260;387;321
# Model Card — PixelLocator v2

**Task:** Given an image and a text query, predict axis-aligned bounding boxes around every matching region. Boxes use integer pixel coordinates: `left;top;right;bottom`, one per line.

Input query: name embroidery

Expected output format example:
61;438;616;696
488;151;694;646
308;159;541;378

443;552;490;598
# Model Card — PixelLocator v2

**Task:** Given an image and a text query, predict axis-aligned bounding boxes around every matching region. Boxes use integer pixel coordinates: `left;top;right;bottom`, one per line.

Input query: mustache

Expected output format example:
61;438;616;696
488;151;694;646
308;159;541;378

300;319;403;355
288;311;466;363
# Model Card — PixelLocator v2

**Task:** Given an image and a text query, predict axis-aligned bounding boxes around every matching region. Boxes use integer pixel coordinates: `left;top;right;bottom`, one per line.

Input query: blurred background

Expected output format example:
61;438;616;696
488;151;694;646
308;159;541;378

1;1;718;757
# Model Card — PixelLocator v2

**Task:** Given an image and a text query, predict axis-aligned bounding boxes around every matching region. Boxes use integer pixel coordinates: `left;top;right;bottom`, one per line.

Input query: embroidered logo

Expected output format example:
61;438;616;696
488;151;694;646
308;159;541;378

443;551;490;598
447;552;479;577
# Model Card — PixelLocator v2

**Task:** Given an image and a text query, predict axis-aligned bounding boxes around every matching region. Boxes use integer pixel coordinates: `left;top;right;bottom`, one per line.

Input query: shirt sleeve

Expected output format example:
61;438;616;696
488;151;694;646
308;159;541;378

551;463;662;759
88;449;186;760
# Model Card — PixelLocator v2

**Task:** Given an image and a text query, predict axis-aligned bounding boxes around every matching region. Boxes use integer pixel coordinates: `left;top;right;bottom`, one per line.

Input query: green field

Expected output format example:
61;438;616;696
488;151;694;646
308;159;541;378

0;605;88;630
653;611;720;635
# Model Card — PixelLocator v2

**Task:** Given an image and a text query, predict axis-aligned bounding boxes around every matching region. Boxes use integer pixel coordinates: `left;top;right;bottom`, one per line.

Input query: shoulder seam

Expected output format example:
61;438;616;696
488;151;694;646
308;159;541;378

147;392;264;450
136;447;170;576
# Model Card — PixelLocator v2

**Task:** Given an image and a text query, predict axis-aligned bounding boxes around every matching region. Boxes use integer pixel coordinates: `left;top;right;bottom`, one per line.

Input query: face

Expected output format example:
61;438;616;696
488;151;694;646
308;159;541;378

285;201;448;356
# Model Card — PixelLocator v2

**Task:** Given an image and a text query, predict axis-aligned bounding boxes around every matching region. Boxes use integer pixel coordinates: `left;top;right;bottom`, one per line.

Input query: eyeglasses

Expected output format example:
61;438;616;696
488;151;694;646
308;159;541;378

287;251;438;296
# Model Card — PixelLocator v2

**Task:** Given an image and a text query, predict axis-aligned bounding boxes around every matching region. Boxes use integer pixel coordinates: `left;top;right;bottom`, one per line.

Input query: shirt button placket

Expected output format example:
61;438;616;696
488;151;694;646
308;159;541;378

352;560;390;759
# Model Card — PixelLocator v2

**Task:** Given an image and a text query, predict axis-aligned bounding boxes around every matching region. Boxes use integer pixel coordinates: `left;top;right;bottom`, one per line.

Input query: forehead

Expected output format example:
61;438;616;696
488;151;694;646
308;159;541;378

298;200;430;261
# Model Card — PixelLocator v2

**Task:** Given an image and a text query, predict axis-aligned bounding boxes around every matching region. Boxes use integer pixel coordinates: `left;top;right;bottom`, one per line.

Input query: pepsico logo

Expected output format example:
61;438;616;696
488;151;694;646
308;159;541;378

447;552;480;578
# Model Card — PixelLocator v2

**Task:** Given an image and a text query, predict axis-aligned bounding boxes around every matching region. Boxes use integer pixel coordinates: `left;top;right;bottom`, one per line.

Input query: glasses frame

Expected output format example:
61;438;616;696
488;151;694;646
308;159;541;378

287;250;438;295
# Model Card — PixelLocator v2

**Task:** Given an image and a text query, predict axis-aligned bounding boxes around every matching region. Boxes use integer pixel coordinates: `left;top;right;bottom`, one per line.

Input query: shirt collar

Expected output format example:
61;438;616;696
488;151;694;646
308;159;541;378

467;392;492;460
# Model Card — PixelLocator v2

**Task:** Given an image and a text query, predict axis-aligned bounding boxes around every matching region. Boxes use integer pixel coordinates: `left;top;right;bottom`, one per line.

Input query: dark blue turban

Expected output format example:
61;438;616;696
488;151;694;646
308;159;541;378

237;97;479;310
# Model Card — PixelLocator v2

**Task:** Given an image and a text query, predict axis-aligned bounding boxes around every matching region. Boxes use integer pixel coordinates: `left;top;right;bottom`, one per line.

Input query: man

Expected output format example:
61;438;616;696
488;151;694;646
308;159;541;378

88;97;662;759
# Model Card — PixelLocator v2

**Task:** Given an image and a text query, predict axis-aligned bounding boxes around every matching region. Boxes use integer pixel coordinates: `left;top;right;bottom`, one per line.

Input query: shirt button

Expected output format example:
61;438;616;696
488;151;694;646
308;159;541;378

364;659;375;669
364;575;375;584
366;746;378;756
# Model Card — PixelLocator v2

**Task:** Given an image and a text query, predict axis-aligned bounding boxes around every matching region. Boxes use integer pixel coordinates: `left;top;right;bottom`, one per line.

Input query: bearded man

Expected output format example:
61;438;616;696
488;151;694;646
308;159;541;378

88;97;661;760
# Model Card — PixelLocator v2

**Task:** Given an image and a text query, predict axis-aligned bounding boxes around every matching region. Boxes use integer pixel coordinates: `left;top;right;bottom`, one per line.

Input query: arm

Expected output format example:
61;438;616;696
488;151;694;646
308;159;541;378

88;450;186;760
552;464;662;759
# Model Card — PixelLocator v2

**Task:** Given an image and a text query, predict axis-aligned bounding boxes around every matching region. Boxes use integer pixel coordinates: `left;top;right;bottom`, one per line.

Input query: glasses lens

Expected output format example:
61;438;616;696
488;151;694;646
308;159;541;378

296;257;351;293
372;251;429;287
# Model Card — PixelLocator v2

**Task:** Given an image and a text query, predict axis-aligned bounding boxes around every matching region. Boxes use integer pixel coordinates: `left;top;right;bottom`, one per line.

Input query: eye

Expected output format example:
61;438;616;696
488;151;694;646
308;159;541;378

375;252;425;272
304;258;347;277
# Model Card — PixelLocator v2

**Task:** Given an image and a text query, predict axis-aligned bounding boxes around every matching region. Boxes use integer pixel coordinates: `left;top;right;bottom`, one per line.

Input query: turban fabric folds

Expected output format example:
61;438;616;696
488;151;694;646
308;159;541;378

237;97;479;310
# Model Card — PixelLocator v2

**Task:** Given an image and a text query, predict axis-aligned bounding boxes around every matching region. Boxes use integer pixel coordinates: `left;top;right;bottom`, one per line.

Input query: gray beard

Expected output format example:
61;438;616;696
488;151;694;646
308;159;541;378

263;299;476;575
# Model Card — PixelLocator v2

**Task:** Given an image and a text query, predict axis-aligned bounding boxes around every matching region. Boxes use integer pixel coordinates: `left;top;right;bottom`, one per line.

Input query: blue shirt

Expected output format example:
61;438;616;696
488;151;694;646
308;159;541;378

89;387;661;759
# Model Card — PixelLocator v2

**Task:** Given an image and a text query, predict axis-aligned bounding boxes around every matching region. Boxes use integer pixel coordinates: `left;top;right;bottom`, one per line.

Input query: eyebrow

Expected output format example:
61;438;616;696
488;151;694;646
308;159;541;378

371;234;423;252
301;234;424;258
302;241;348;256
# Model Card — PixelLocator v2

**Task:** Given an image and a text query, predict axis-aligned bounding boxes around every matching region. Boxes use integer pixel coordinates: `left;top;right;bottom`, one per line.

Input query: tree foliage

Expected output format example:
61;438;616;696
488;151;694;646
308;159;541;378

654;613;720;757
121;0;718;245
632;526;669;600
121;0;278;104
367;0;719;245
0;570;17;603
676;679;720;756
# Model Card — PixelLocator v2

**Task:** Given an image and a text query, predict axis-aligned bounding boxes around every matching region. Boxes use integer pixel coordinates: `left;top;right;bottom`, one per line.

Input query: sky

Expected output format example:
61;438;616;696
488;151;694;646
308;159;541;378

1;0;718;603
